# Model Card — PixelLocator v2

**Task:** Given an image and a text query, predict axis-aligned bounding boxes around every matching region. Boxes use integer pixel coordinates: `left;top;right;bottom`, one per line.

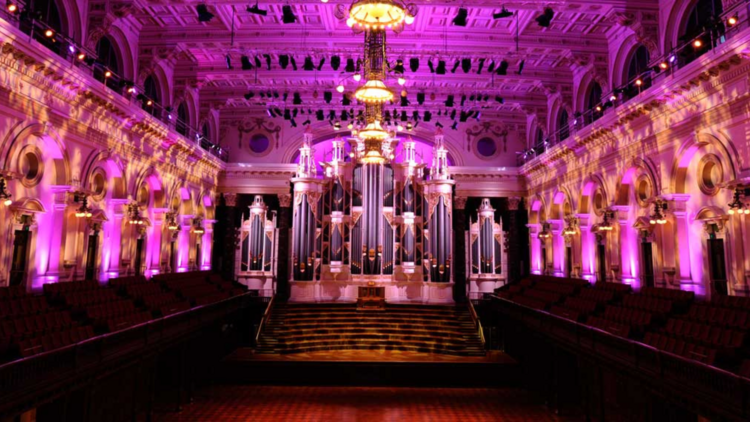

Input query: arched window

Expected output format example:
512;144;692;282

557;109;569;141
143;75;161;118
533;127;545;154
94;36;121;92
679;0;723;64
202;123;211;143
176;103;189;137
585;82;602;124
623;44;652;100
20;0;64;56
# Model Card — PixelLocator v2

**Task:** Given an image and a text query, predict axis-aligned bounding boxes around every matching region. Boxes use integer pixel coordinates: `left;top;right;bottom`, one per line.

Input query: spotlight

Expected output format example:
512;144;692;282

317;58;326;71
659;61;668;70
303;57;314;71
669;55;676;63
394;59;405;74
333;121;341;130
635;78;643;86
197;4;214;22
400;93;409;107
406;122;413;131
535;8;554;28
241;55;253;70
279;55;289;69
405;14;415;25
44;29;54;38
693;39;703;48
7;2;17;13
331;55;341;70
353;73;361;81
609;94;617;102
436;60;446;74
324;91;332;103
451;60;460;73
452;8;468;27
517;60;525;75
728;15;738;26
410;58;419;72
424;111;432;122
247;2;267;16
104;70;112;78
225;54;233;69
293;92;302;105
316;110;324;120
342;93;351;106
496;60;508;75
283;109;291;120
493;7;513;19
77;52;86;61
398;77;406;85
595;105;602;112
146;99;153;106
445;95;454;107
336;84;345;93
281;5;297;23
345;58;355;73
417;93;425;105
461;58;471;73
244;92;255;100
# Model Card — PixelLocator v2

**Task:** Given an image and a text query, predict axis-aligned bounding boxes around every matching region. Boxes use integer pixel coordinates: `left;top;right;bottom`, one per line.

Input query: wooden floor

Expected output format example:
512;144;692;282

227;349;514;363
153;385;576;422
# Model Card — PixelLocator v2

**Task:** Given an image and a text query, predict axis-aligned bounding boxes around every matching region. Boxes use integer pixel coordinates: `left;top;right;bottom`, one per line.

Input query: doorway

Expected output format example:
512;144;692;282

641;241;655;288
9;229;31;287
565;246;572;278
134;238;145;276
707;238;728;296
85;233;99;281
195;243;201;270
597;243;607;283
541;247;547;275
170;241;177;272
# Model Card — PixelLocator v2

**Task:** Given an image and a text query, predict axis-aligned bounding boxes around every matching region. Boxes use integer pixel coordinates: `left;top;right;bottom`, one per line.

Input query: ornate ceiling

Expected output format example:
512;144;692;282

124;0;659;125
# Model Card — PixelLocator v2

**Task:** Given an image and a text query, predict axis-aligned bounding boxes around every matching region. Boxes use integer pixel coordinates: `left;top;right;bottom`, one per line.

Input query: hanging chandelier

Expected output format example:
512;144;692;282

355;80;393;103
347;0;410;30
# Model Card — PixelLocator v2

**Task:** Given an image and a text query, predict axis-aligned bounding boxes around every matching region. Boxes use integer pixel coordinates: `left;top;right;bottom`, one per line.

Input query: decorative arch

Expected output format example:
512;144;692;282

612;35;649;88
550;187;575;219
0;121;70;186
578;175;609;215
528;195;547;224
133;167;166;209
140;62;172;112
9;197;47;214
178;186;194;216
80;151;127;200
672;131;739;194
615;157;661;206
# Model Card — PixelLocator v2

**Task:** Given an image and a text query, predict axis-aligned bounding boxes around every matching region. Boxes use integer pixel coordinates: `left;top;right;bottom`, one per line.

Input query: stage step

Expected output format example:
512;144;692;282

256;303;486;356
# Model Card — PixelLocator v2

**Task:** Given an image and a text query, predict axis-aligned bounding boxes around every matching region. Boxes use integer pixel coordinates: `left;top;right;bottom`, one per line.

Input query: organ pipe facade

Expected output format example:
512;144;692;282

237;196;276;292
469;198;507;294
289;128;455;303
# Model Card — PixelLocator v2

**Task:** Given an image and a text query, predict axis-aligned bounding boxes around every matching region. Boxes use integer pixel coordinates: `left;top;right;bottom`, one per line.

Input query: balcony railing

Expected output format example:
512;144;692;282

517;0;750;167
0;7;229;162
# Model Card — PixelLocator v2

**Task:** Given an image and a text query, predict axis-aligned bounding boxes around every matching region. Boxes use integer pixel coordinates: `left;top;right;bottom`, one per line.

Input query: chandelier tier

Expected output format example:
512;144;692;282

347;0;407;30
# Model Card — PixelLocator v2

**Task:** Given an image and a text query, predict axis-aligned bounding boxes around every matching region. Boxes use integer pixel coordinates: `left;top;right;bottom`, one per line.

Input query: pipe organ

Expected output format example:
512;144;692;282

237;196;276;291
289;127;455;303
469;198;507;293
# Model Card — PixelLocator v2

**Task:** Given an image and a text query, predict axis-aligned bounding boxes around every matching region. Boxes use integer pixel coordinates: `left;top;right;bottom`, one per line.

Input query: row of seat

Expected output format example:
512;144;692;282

644;332;717;366
43;280;100;298
0;296;50;318
0;286;29;300
662;318;744;351
108;275;147;287
682;304;750;330
86;300;137;320
59;289;119;308
622;295;672;316
601;306;652;330
640;287;694;306
587;316;631;338
141;292;190;316
0;311;76;339
578;288;615;304
104;312;153;333
16;326;96;358
713;295;750;310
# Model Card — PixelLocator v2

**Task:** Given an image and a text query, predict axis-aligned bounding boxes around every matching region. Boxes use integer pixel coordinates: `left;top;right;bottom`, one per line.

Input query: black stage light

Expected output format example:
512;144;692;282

342;94;351;106
290;119;297;127
410;57;419;72
517;59;525;75
483;95;489;101
435;121;443;128
428;59;435;73
461;95;466;106
302;119;311;125
197;4;214;22
328;110;336;120
401;111;408;121
247;2;268;16
283;93;288;102
259;92;265;98
424;111;432;122
225;54;233;69
267;108;276;118
292;108;299;118
283;109;291;120
461;58;471;73
341;110;349;120
497;60;508;75
453;8;468;26
282;5;297;24
345;58;355;73
293;92;302;105
451;60;460;73
254;56;262;68
316;110;325;120
290;56;297;70
394;59;405;74
331;55;341;70
317;58;325;71
451;121;458;130
400;93;409;107
445;95;454;107
450;110;456;120
536;8;554;27
412;111;420;120
324;91;332;104
476;58;485;74
488;60;495;72
303;57;314;71
417;93;425;105
469;94;475;101
264;54;271;70
244;92;254;100
273;91;279;98
241;55;253;70
493;7;513;19
436;60;446;74
279;54;289;69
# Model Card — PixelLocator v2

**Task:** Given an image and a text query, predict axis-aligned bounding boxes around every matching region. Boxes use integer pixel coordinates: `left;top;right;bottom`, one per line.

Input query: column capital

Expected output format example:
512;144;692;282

507;197;522;211
453;196;468;210
224;193;238;207
278;193;292;208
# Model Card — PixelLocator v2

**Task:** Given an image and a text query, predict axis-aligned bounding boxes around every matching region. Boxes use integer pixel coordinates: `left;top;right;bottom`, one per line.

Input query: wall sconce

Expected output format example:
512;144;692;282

727;187;750;216
192;217;204;234
0;176;11;206
537;222;551;239
166;210;180;231
598;210;615;231
649;200;668;225
563;215;578;235
73;192;93;218
127;202;145;225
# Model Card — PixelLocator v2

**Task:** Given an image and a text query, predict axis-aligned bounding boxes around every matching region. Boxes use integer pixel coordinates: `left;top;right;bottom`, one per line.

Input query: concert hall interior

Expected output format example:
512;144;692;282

1;0;750;421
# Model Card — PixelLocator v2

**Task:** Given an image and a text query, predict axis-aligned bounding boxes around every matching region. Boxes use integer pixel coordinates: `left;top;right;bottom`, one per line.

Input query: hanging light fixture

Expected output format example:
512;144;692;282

538;223;551;239
74;194;93;218
727;187;750;216
127;202;144;225
598;210;615;231
0;176;11;206
166;211;180;231
348;0;407;30
563;216;578;235
355;80;393;103
193;218;205;234
649;200;668;225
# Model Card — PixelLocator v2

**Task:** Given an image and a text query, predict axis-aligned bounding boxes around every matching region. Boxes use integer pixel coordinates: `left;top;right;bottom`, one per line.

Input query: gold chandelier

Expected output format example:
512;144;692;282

347;0;407;30
355;80;393;104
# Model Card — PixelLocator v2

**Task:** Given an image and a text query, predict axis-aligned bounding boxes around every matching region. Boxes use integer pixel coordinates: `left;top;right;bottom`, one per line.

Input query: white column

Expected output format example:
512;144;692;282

578;214;595;282
527;223;542;275
102;199;127;280
614;206;639;289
